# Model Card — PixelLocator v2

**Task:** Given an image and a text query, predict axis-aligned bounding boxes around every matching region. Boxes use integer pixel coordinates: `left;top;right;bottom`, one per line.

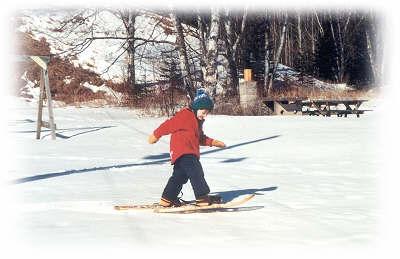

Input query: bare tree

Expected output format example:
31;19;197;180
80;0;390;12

297;12;303;55
365;11;383;86
51;8;175;93
310;13;316;57
196;11;208;82
119;9;139;92
268;11;288;94
264;10;271;93
204;7;221;96
327;11;351;83
223;7;247;96
169;10;195;99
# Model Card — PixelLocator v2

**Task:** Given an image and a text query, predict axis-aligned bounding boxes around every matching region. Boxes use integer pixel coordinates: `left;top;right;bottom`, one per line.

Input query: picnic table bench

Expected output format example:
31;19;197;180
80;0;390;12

301;99;372;117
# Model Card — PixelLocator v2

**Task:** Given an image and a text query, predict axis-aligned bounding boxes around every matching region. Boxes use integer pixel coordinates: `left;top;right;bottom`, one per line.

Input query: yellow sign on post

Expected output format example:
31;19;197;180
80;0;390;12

244;69;252;81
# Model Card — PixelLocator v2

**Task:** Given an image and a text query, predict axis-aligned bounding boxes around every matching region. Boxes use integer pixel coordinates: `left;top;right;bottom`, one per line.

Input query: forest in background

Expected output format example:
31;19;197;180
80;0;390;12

14;7;383;114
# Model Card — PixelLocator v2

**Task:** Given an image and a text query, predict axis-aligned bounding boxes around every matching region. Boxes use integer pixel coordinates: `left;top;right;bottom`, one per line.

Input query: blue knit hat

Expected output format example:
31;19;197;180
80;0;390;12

191;88;214;111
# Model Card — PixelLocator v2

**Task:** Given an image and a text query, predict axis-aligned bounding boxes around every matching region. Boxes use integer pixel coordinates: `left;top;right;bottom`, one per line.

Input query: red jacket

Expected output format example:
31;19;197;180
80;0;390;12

153;108;214;164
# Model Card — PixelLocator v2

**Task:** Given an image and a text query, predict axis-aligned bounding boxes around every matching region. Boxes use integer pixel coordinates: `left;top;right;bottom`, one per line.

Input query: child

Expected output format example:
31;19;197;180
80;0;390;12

148;89;226;207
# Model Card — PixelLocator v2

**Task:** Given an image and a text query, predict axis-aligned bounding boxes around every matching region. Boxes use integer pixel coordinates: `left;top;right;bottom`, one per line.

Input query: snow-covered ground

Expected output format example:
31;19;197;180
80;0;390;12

275;64;352;90
3;96;383;256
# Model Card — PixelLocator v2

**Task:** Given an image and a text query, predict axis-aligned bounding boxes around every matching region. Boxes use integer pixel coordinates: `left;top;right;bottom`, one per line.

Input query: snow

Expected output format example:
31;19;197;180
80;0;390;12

2;1;400;259
20;71;40;99
4;96;382;255
5;7;390;258
17;9;176;83
275;64;353;90
81;81;123;101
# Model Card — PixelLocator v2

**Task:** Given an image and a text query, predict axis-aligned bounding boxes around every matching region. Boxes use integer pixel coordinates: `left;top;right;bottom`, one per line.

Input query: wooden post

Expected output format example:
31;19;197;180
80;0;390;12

44;68;56;140
36;70;45;139
244;68;252;81
31;56;56;140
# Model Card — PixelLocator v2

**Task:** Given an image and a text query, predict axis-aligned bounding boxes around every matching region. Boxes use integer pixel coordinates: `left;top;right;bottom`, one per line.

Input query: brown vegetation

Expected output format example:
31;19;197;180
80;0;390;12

15;31;109;104
14;31;377;116
265;85;377;101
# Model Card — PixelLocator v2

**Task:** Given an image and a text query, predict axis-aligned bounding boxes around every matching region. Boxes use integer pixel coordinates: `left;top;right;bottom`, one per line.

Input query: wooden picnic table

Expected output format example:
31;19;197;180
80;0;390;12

301;99;371;117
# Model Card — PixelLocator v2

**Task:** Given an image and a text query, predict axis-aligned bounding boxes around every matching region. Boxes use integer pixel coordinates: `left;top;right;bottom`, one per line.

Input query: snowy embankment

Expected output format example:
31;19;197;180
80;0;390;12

17;9;176;83
5;97;381;252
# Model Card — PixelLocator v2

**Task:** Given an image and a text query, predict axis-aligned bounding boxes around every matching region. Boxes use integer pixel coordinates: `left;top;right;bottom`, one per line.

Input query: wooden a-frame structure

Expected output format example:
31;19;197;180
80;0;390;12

17;55;57;140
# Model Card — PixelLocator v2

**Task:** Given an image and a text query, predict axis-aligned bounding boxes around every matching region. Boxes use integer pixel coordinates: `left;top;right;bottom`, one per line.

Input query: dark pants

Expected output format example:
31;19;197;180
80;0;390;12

162;154;210;201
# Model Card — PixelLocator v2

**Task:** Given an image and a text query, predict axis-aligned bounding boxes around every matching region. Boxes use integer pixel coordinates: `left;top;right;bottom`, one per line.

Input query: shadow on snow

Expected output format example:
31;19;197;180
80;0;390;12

213;186;278;202
12;135;281;184
172;187;278;214
166;206;266;214
13;126;116;139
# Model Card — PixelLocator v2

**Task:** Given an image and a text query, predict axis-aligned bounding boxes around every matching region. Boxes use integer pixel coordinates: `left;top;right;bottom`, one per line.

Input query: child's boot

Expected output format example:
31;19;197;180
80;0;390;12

159;197;182;207
196;195;222;206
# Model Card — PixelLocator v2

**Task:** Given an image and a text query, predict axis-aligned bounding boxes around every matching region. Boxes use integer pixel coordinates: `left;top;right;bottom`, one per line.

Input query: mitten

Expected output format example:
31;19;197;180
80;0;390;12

212;139;226;148
148;134;159;144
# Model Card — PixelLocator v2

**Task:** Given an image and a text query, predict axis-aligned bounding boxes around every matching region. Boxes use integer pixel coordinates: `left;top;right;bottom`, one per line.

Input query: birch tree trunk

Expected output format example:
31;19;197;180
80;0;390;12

365;13;382;86
121;10;137;93
197;12;207;82
268;12;288;93
223;8;247;96
365;29;376;82
170;11;195;99
204;7;220;96
297;12;303;55
328;13;340;82
222;18;237;96
311;14;315;56
264;11;271;94
328;12;348;83
337;19;345;82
